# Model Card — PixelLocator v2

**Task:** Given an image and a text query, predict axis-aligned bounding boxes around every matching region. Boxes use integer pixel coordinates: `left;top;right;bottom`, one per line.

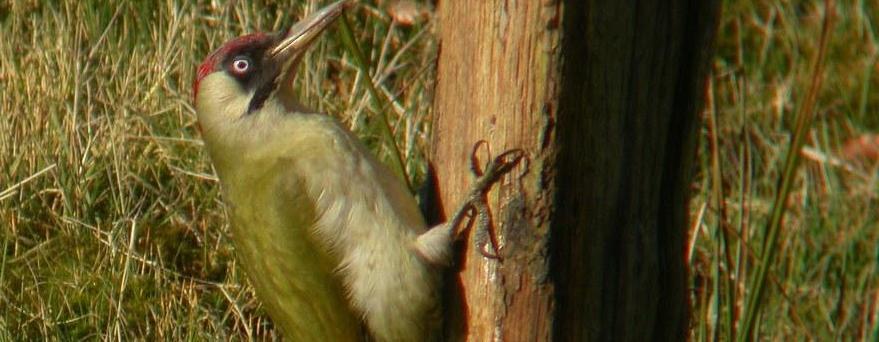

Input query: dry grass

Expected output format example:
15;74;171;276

691;1;879;340
1;0;878;340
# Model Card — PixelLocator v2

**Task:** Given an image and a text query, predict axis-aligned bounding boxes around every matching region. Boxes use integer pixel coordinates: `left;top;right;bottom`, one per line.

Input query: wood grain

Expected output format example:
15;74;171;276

430;1;720;340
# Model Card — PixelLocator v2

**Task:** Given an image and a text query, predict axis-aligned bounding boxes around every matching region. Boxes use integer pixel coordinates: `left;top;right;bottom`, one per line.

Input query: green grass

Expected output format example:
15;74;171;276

1;0;877;340
692;1;879;340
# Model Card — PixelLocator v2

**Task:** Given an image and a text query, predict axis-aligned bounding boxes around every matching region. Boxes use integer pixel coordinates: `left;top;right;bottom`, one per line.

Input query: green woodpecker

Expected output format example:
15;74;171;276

193;1;522;340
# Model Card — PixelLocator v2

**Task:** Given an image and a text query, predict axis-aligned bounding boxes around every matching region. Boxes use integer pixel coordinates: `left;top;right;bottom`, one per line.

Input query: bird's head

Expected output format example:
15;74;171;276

193;0;349;154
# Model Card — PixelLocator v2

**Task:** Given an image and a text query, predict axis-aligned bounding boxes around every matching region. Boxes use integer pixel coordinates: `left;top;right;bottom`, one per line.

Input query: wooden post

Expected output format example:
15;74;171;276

430;1;720;340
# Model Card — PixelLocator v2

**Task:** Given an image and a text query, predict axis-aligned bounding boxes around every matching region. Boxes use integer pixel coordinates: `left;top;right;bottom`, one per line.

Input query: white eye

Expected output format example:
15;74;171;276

231;57;251;74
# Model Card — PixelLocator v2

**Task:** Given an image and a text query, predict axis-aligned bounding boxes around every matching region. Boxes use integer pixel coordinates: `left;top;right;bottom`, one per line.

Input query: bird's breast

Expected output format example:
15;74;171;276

215;113;441;340
222;161;363;341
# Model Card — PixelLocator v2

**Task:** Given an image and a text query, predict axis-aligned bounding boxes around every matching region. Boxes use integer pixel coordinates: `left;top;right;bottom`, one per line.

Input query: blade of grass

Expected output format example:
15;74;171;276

336;12;412;191
739;0;836;339
706;76;738;340
0;164;57;202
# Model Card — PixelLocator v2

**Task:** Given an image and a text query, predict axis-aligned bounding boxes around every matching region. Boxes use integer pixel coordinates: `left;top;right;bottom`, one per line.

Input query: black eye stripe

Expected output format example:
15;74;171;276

220;49;281;116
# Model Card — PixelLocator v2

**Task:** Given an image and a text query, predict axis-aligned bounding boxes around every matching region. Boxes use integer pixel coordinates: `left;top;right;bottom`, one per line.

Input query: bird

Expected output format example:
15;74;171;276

192;1;523;340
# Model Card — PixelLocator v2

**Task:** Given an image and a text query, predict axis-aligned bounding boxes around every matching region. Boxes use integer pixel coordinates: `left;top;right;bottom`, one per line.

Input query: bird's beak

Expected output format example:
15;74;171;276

269;0;351;67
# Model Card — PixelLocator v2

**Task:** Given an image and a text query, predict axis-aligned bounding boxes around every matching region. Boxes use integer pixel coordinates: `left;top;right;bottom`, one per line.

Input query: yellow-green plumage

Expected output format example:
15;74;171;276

197;80;444;340
222;158;361;340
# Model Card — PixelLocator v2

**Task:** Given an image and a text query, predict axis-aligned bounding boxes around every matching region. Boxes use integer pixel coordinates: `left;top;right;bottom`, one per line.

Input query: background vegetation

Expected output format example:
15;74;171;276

0;0;876;339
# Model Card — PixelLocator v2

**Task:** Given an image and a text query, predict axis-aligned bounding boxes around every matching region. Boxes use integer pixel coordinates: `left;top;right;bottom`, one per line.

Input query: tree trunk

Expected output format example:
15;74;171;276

430;1;720;341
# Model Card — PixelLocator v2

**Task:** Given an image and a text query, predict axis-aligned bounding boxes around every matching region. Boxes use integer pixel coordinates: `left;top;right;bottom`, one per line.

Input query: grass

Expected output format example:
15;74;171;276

0;0;877;340
692;0;879;340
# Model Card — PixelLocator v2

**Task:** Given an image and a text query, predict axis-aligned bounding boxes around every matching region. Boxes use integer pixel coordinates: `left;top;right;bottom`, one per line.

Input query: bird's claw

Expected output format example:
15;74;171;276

453;141;526;261
469;140;526;179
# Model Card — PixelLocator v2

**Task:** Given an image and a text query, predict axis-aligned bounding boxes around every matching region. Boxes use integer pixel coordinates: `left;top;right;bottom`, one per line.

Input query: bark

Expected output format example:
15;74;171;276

430;1;720;341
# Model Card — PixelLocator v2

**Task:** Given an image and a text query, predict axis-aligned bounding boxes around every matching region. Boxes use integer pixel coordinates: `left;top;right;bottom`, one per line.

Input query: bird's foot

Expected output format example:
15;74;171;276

447;141;525;260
